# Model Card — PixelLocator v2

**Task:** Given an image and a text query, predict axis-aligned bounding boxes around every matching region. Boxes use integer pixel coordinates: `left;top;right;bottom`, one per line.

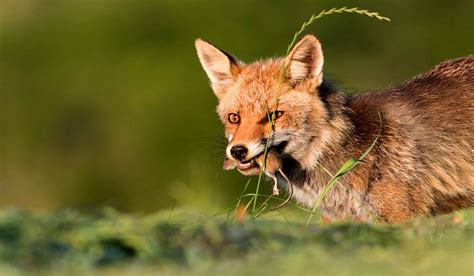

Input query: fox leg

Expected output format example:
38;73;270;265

322;215;332;224
367;180;418;223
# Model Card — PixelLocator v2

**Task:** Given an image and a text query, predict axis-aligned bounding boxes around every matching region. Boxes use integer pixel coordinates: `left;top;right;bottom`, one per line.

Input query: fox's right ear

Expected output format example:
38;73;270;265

195;38;242;98
284;34;324;87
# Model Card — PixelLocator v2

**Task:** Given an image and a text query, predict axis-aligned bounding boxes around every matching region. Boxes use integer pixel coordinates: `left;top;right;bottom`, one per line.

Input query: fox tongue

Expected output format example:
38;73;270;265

223;158;258;171
237;159;258;171
238;161;253;170
223;158;257;171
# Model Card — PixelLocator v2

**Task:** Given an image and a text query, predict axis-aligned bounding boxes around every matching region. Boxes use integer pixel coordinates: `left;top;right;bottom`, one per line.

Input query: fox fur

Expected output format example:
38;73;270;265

195;34;474;223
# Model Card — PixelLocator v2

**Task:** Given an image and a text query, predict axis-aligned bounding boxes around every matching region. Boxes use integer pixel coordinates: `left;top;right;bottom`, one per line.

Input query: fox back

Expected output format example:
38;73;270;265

195;35;474;223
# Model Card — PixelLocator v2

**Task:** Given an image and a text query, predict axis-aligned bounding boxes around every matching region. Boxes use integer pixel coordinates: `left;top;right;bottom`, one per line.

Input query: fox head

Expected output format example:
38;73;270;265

195;35;347;175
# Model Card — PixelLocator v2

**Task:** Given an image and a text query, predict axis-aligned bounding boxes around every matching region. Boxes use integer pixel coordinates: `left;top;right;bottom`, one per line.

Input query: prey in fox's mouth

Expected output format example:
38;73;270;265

223;155;260;175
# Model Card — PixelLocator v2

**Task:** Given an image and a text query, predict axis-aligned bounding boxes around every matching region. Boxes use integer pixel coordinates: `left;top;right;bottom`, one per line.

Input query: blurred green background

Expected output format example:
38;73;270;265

1;0;472;212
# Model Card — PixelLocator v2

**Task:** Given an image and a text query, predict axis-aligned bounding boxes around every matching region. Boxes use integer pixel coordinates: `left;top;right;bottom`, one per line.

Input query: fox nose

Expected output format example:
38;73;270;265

230;145;248;161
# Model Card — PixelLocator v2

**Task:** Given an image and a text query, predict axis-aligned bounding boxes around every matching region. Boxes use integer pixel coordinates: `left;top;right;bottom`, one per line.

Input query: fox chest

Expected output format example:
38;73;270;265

286;176;371;221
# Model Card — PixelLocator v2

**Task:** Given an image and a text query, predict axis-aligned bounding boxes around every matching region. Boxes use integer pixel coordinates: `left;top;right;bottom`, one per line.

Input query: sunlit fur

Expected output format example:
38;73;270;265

195;35;474;223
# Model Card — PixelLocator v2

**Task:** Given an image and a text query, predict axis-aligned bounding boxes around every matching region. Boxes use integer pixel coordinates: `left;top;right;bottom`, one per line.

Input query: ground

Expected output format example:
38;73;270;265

0;208;472;275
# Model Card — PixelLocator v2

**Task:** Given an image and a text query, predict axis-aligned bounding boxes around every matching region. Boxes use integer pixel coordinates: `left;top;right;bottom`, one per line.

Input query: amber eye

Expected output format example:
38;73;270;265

228;113;240;124
269;110;284;121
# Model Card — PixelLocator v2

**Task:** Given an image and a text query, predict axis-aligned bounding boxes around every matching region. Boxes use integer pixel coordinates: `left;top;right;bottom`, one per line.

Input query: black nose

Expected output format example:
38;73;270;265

230;145;248;161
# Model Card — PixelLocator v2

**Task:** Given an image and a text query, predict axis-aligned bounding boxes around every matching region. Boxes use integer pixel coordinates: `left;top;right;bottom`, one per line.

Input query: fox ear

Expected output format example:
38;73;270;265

195;38;242;98
284;35;324;86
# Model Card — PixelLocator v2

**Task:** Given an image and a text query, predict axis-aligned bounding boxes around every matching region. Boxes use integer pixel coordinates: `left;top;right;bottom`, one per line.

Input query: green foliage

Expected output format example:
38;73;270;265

0;209;472;275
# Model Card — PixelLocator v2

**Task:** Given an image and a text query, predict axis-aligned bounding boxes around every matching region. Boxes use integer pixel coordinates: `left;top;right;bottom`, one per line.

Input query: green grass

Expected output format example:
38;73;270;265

0;208;472;275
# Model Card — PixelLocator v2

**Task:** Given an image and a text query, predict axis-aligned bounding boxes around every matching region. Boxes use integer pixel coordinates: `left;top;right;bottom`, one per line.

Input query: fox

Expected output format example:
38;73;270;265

195;34;474;223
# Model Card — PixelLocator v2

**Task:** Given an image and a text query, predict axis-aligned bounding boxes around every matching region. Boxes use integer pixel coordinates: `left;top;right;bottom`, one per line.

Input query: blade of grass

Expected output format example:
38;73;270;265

231;178;252;222
251;137;271;213
167;199;177;223
287;7;390;54
237;178;252;210
241;193;314;213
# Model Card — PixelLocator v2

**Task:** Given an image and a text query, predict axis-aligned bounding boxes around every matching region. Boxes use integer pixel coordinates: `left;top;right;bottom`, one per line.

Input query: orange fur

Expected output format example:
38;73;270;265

195;35;474;223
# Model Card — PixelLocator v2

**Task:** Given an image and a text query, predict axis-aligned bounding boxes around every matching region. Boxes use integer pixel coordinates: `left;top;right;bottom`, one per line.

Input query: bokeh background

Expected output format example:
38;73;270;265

1;0;472;212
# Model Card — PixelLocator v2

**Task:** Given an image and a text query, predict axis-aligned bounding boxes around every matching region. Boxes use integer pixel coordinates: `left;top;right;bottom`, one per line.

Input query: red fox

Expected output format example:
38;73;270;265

195;34;474;223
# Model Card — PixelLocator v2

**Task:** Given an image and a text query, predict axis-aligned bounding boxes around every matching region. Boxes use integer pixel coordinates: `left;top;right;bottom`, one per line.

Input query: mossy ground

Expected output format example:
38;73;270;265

0;208;472;275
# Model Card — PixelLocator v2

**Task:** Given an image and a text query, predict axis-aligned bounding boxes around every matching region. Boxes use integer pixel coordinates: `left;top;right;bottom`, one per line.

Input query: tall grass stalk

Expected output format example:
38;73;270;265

286;7;390;54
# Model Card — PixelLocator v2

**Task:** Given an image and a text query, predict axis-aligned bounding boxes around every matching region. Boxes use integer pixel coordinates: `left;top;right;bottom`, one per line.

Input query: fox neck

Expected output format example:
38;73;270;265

279;86;383;219
282;81;383;187
289;80;356;172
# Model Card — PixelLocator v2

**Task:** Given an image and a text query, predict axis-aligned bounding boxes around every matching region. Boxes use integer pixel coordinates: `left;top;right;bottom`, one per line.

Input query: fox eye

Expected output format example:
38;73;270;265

228;113;240;124
269;110;284;121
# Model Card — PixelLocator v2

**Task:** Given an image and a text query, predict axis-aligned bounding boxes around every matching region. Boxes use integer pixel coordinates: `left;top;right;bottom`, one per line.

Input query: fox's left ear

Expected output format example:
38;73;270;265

284;34;324;87
195;38;242;98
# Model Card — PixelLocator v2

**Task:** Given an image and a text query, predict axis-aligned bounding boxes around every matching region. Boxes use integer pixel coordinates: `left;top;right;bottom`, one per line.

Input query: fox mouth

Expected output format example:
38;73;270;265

223;141;289;175
223;155;261;175
237;158;259;171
